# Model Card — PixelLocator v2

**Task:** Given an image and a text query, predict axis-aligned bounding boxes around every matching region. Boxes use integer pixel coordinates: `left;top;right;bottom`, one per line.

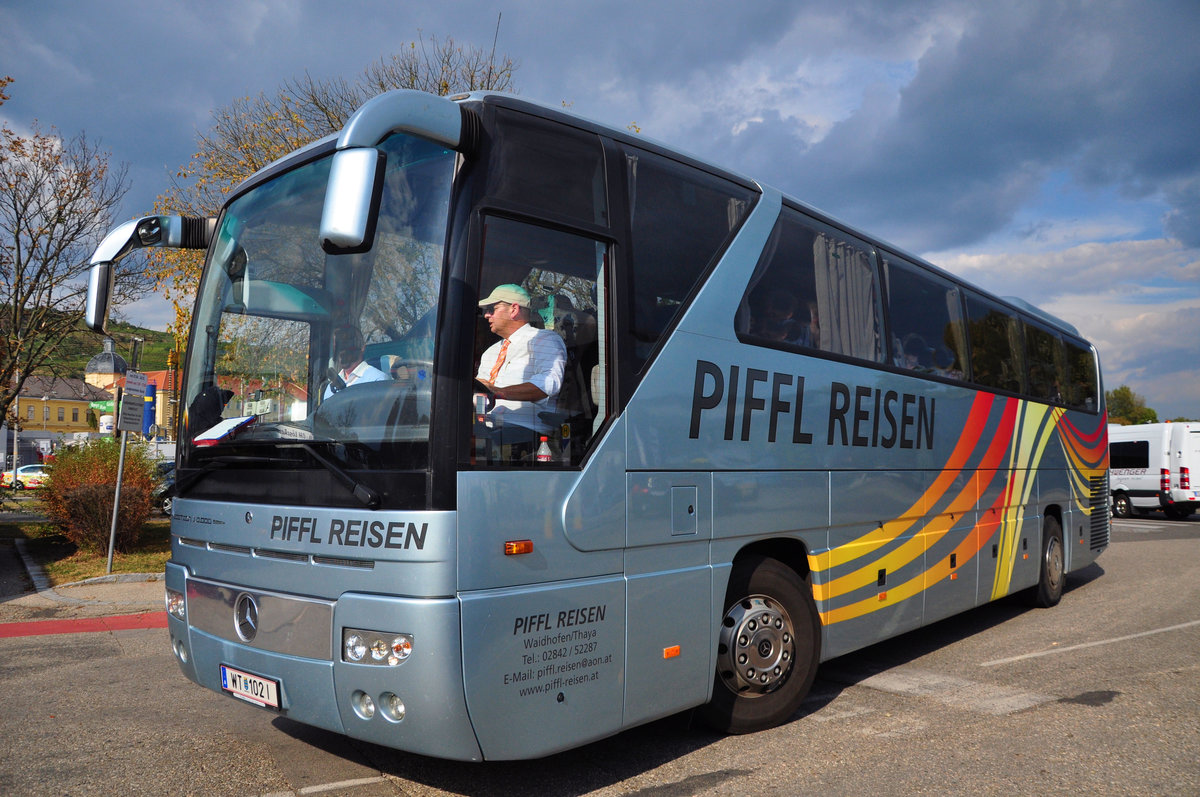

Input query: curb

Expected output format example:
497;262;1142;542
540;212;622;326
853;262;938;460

12;538;163;606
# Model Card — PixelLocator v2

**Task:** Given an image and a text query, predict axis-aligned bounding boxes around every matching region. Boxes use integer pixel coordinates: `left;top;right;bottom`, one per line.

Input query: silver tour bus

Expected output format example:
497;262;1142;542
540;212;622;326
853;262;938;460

85;89;1110;761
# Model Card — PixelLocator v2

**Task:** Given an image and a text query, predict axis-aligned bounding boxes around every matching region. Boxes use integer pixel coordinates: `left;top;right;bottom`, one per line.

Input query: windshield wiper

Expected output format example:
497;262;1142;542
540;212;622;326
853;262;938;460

297;443;382;509
177;447;380;509
175;454;295;497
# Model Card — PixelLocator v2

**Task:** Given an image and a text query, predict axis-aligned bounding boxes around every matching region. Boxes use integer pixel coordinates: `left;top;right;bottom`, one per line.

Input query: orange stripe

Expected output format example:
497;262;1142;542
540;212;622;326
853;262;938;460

819;395;1019;623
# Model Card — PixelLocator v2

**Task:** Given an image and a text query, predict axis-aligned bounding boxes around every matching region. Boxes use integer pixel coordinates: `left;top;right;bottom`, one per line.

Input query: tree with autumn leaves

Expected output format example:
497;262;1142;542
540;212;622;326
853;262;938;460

0;76;148;426
150;34;518;351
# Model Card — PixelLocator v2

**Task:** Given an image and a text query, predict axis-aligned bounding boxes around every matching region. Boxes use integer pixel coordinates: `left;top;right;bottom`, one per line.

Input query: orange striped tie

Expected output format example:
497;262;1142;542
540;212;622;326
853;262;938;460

488;339;509;383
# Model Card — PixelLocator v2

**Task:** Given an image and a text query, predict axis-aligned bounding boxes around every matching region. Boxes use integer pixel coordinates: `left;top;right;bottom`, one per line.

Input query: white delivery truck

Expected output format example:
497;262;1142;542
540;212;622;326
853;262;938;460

1109;422;1200;519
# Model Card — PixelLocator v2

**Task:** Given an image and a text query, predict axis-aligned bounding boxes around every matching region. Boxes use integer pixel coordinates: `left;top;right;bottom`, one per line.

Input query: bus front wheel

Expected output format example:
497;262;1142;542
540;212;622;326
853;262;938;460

1029;516;1065;608
698;555;820;734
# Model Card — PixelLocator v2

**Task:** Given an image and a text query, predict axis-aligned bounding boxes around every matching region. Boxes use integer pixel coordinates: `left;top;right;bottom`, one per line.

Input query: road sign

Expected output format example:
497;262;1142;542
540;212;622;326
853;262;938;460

118;371;148;433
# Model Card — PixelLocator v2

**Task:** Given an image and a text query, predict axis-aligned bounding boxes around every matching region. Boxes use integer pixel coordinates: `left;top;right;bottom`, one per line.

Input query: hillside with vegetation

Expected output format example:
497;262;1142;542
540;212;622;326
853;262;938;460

45;321;174;378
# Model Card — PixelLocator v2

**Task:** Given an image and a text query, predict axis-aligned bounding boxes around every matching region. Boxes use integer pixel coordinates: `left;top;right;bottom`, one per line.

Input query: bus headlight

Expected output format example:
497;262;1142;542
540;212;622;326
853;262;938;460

342;628;413;666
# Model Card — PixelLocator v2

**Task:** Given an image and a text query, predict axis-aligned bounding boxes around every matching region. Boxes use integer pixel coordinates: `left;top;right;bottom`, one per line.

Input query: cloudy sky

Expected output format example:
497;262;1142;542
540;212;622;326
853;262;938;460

3;0;1198;419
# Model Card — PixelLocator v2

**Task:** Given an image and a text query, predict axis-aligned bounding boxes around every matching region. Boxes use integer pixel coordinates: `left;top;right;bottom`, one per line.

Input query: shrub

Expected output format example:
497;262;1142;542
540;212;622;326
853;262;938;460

40;439;157;552
56;483;149;552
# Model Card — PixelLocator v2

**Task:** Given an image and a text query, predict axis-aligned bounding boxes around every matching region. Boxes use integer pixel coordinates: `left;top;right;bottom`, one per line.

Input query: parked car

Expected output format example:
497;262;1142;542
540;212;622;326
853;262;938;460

152;461;176;515
1;463;48;489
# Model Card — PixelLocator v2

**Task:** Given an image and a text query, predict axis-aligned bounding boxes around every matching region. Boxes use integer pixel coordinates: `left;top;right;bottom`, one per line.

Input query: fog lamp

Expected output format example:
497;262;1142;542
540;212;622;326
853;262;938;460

380;692;406;722
352;690;375;719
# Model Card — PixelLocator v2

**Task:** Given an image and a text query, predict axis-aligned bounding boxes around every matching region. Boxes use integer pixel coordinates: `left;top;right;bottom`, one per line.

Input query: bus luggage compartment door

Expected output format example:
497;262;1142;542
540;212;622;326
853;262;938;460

460;575;626;760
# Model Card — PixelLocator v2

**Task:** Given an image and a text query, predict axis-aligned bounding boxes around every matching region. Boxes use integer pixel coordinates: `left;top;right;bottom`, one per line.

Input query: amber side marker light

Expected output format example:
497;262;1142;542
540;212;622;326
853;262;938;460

505;540;534;556
663;645;681;659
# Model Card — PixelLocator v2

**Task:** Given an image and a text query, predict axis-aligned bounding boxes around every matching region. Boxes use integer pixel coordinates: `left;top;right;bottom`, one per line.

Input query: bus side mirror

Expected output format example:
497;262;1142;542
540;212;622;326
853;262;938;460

320;147;386;255
85;260;116;334
85;215;215;334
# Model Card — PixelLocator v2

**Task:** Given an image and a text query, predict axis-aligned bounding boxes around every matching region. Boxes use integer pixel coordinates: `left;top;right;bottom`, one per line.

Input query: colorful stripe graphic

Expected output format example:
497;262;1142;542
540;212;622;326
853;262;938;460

811;396;1107;626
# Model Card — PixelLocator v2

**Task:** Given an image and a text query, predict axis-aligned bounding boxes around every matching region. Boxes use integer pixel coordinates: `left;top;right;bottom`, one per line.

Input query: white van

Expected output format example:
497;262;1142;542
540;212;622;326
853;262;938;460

1109;422;1200;519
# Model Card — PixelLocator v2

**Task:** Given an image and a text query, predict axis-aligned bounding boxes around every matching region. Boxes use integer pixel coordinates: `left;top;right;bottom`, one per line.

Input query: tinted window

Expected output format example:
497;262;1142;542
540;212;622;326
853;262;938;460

883;254;968;378
489;109;608;227
741;207;885;363
964;293;1025;393
471;216;610;468
1110;440;1149;470
1023;321;1068;404
624;146;754;371
1065;340;1099;412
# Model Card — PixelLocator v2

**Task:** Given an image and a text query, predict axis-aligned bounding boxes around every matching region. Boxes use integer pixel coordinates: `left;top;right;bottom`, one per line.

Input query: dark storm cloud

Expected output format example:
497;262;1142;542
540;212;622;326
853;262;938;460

700;1;1200;253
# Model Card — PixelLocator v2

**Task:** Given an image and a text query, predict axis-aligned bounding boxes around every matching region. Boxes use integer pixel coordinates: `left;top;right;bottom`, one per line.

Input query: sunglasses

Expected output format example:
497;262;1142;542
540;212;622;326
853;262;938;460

480;302;511;316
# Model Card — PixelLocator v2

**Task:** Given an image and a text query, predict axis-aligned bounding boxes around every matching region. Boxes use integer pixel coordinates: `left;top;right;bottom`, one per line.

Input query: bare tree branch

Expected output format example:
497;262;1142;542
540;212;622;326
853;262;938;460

1;78;141;422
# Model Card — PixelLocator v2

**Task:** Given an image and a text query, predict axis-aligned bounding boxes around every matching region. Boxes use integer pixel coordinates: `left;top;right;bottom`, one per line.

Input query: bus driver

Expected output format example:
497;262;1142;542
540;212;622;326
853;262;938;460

324;325;388;399
475;284;567;448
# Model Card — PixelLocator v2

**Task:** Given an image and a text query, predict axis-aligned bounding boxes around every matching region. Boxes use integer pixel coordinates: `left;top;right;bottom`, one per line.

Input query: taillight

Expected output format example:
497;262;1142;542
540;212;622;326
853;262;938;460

1182;467;1191;490
1161;468;1171;492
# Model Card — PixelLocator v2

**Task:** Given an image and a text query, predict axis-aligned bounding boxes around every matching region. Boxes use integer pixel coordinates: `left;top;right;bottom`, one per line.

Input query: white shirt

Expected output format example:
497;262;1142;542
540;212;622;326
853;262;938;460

323;359;388;399
475;323;567;433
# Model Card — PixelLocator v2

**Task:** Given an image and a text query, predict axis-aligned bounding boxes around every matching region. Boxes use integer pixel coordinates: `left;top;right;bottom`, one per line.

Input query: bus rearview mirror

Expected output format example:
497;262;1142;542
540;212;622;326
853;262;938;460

320;148;386;255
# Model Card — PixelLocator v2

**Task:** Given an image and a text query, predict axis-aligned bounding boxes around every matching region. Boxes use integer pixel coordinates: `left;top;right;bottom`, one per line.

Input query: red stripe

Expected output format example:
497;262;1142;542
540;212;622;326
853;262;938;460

0;611;168;638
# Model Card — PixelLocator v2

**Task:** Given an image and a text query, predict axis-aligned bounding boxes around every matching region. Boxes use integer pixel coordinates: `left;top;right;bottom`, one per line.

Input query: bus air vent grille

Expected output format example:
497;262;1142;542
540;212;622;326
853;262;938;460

1088;475;1110;551
255;548;310;563
209;542;252;556
312;555;375;570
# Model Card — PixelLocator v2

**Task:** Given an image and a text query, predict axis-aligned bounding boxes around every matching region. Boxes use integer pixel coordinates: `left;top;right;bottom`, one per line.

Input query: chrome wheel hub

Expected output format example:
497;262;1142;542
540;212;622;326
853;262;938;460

717;595;795;696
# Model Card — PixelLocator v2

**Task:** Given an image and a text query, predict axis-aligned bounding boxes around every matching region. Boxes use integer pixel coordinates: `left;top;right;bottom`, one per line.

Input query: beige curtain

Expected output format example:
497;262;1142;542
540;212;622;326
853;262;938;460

812;234;880;360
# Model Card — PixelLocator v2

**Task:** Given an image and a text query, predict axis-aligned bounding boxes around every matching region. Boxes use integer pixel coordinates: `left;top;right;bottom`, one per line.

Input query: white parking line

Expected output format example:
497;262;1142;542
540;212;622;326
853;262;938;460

850;667;1055;715
261;776;388;797
980;619;1200;667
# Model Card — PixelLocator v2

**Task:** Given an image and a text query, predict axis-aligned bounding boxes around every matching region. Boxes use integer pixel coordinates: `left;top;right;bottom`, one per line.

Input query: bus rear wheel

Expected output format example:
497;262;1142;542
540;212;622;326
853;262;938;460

1029;516;1065;608
698;555;820;734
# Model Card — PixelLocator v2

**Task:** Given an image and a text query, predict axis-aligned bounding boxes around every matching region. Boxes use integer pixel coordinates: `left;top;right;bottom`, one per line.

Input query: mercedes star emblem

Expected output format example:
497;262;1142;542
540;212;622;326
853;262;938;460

234;593;259;642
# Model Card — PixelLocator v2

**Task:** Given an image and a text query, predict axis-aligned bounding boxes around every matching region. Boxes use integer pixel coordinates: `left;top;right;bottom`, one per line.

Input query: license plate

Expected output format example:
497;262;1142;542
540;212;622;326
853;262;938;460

220;664;280;709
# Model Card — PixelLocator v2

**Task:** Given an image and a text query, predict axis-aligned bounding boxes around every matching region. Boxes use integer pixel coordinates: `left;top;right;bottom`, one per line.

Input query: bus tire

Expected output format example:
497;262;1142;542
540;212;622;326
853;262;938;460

1030;516;1065;608
698;555;820;734
1111;492;1132;519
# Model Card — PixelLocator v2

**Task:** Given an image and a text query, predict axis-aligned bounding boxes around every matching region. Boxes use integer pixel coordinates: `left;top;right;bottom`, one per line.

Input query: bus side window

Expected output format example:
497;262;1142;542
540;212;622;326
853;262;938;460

882;253;968;379
623;145;755;372
1064;340;1098;412
741;207;885;364
470;216;610;468
1023;321;1067;404
965;293;1026;394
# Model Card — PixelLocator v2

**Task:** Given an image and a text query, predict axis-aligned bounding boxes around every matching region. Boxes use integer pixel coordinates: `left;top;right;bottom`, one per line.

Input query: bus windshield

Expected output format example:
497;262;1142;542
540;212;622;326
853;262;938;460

180;132;456;474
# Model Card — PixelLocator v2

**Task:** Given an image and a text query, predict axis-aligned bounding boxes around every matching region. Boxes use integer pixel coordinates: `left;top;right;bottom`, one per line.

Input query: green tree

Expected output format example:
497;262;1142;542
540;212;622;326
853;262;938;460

0;77;147;424
1106;385;1158;425
149;34;518;351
